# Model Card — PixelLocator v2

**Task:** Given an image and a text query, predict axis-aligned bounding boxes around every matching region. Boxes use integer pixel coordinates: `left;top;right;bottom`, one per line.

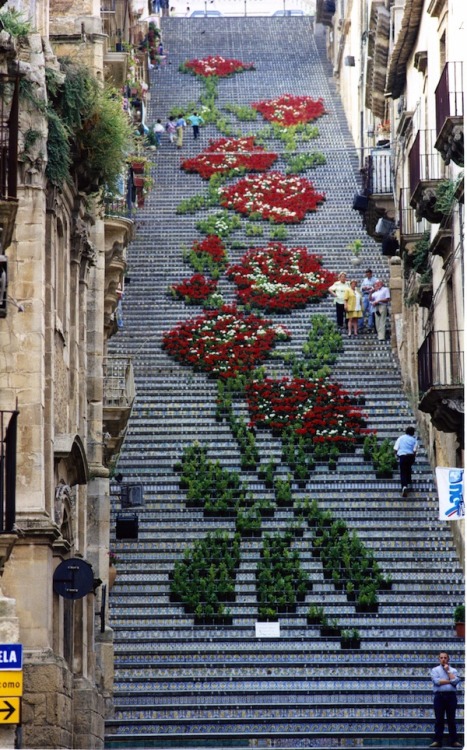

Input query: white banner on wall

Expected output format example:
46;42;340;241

435;467;465;521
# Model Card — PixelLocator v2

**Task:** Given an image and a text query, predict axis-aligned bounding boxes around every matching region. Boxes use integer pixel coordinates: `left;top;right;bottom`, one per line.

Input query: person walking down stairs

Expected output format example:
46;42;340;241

394;426;418;497
430;651;462;747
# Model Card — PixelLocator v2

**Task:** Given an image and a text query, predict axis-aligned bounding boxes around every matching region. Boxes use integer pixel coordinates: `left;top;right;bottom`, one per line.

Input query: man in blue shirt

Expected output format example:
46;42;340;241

394;426;417;497
187;112;205;140
430;651;462;747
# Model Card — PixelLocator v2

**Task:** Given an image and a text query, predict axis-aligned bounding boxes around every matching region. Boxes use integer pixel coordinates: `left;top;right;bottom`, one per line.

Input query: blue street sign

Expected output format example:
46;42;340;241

0;645;22;670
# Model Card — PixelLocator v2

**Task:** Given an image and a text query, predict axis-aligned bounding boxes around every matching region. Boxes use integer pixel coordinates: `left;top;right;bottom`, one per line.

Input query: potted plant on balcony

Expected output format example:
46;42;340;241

454;604;465;638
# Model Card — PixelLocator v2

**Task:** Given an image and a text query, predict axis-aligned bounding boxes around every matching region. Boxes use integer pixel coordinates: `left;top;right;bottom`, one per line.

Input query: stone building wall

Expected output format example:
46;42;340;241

0;0;124;745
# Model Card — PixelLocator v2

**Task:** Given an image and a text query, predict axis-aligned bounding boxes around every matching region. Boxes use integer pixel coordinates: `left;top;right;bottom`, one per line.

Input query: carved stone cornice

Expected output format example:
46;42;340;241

419;385;464;447
410;181;444;223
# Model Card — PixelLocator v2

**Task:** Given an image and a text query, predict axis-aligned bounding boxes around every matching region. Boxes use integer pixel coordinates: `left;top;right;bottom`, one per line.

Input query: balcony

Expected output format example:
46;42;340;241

104;187;134;339
103;356;135;466
418;330;464;445
0;74;19;254
399;187;430;254
408;129;445;222
434;61;464;168
359;147;395;239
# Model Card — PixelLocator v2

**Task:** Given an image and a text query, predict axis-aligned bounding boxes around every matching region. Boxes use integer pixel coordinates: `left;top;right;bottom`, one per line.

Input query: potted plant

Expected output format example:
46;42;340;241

307;605;325;625
347;239;363;266
340;628;361;650
454;604;465;638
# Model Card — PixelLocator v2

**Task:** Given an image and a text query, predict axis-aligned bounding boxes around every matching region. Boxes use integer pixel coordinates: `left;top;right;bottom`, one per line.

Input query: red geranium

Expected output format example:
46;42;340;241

162;305;290;380
181;137;278;180
246;377;366;445
181;56;255;78
219;171;325;223
251;94;326;126
170;274;218;303
191;235;227;264
227;243;337;311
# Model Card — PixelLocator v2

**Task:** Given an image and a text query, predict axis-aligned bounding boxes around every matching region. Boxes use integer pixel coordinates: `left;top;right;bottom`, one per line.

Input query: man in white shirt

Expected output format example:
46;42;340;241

394;426;418;497
360;268;379;331
369;280;390;341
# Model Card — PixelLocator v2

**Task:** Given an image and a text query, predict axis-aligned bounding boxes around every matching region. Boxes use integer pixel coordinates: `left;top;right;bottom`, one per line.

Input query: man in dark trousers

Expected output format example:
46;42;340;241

430;651;462;747
393;426;417;497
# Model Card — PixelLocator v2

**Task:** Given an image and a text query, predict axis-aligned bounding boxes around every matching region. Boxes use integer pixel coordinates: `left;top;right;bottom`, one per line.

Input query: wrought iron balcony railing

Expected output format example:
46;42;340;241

408;129;444;197
362;148;393;196
435;61;464;134
418;329;464;395
399;187;430;237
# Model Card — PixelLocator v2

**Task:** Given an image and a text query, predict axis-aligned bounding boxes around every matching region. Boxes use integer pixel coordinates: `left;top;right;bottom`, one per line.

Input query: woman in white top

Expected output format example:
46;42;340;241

328;272;349;328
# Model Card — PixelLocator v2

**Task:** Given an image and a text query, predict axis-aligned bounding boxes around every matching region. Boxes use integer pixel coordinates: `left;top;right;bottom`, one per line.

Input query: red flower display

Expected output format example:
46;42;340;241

181;137;278;180
218;171;325;223
170;274;218;303
227;243;337;311
181;56;255;78
246;377;366;444
251;94;326;126
162;305;291;380
191;235;227;264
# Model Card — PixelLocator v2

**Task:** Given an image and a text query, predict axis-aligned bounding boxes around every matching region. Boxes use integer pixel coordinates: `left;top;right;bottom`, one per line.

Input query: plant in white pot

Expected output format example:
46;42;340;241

347;239;363;266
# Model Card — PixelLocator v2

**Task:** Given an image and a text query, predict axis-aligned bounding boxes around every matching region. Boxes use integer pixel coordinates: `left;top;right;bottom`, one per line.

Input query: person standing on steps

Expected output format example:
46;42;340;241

343;279;363;337
393;426;417;497
165;115;177;146
187;111;204;140
430;651;462;747
369;279;390;341
328;272;349;329
175;114;187;149
360;268;379;331
153;119;165;148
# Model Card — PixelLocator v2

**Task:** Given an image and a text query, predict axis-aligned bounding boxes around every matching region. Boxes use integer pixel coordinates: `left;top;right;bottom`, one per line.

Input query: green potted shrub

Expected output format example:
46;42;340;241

307;605;325;625
320;617;341;638
340;628;361;650
454;604;465;638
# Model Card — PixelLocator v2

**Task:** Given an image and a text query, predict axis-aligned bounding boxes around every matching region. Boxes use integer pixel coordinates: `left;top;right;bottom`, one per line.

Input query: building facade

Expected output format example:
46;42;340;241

316;0;464;555
0;0;149;745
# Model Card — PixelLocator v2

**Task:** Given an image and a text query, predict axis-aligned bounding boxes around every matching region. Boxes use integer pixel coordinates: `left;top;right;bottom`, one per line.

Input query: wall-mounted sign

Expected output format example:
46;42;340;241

0;645;22;670
0;697;20;723
53;558;94;600
0;672;23;697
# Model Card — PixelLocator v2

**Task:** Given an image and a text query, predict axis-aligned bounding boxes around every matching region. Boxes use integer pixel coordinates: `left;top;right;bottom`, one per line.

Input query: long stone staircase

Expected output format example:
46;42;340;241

105;16;464;750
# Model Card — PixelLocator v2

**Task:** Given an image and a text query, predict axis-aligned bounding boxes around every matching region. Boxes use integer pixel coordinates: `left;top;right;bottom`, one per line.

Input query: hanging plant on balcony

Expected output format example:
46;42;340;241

226;243;336;312
162;305;290;380
181;137;278;179
218;172;325;224
179;55;255;78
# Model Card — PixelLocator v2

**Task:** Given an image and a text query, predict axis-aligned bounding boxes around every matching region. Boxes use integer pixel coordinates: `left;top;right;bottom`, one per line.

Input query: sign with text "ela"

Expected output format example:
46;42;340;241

0;697;20;723
0;645;22;670
0;673;23;697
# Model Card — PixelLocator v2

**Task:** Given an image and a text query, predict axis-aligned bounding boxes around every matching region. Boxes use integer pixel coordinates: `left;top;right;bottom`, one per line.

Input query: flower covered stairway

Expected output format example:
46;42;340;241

105;16;464;750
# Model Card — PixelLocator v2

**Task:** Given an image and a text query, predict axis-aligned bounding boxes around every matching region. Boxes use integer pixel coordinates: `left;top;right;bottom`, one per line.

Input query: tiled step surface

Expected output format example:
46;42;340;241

105;15;464;750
